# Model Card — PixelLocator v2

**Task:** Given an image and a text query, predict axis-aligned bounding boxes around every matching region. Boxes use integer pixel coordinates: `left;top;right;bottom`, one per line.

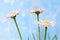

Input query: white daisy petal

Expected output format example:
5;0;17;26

6;10;20;18
37;20;56;27
30;8;46;14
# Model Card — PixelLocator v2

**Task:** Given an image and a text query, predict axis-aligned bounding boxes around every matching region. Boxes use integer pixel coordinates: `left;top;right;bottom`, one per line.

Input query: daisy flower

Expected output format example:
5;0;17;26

30;8;46;14
5;10;22;40
29;8;46;40
6;10;19;18
37;20;56;40
37;20;56;27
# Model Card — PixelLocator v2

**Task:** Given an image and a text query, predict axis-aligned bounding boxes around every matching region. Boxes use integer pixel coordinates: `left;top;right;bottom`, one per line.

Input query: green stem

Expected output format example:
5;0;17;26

48;32;50;40
28;36;29;40
13;17;22;40
32;33;36;40
52;34;57;40
44;27;47;40
36;14;40;40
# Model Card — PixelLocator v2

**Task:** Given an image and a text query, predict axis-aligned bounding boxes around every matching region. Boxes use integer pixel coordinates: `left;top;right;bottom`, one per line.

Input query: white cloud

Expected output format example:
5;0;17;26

52;14;57;20
5;24;14;32
4;26;14;33
51;7;60;21
19;0;30;8
1;20;14;33
4;27;10;33
4;0;10;3
19;1;24;8
21;11;26;18
1;19;7;23
0;27;2;31
28;29;32;35
30;0;41;7
21;27;27;32
23;0;29;2
3;0;18;6
10;0;14;6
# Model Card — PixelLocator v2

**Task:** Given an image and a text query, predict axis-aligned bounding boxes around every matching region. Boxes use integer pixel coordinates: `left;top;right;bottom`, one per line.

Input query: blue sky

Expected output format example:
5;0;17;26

0;0;60;40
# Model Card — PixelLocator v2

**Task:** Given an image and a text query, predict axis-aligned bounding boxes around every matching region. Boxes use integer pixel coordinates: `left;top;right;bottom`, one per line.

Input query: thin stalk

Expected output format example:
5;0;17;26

28;36;29;40
36;14;40;40
52;34;57;40
32;33;36;40
48;32;50;40
13;17;22;40
44;27;47;40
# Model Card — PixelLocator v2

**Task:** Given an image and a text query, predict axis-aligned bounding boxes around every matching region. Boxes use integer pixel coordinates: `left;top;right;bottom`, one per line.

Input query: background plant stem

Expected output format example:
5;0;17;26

44;27;47;40
52;34;57;40
28;36;29;40
48;32;50;40
32;33;36;40
13;17;22;40
36;14;40;40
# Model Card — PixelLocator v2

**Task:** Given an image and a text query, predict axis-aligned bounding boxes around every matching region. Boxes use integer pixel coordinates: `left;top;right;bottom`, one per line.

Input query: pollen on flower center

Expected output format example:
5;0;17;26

37;20;56;27
43;20;50;26
35;8;40;11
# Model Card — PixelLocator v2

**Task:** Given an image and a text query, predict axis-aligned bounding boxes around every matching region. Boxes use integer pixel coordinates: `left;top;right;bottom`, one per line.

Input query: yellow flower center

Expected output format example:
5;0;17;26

35;8;40;11
43;20;50;26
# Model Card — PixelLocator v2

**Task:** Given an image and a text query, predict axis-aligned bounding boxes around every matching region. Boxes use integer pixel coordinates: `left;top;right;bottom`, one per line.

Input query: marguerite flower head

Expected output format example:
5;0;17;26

30;8;46;14
5;10;22;40
37;20;56;27
6;10;19;18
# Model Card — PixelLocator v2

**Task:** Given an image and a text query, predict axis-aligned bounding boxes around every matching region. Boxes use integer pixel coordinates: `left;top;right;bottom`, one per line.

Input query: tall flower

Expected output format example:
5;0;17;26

6;10;22;40
37;20;56;40
30;8;46;40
